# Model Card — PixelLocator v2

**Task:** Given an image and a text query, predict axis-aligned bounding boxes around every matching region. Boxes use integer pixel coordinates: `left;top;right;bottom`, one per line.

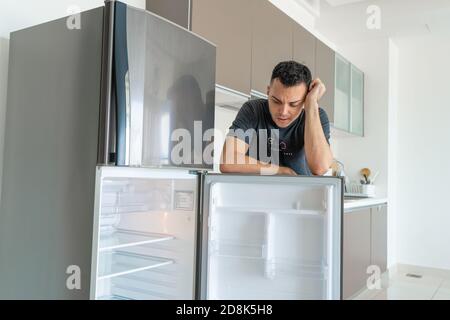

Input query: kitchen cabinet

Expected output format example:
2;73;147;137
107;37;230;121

251;0;293;94
334;53;351;131
371;205;387;273
343;208;372;299
343;203;388;299
293;23;316;77
191;0;253;94
350;65;364;136
315;40;364;136
315;40;335;124
146;0;191;29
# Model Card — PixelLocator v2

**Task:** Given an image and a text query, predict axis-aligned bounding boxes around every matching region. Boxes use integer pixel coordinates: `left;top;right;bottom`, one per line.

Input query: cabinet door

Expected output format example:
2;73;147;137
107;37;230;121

334;54;351;131
343;209;371;299
371;205;387;274
192;0;253;94
350;65;364;136
251;0;293;94
146;0;190;29
315;40;335;123
293;23;316;77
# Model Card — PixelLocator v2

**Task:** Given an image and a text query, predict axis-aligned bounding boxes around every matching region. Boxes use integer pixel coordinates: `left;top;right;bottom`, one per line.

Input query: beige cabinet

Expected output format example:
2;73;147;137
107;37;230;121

191;0;253;94
251;0;293;94
293;23;316;77
315;40;365;136
315;40;335;123
146;0;191;29
343;208;372;299
371;205;387;273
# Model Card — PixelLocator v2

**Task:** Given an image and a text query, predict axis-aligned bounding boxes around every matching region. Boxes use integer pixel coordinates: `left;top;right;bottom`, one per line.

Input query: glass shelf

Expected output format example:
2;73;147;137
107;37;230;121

97;251;174;281
99;229;174;252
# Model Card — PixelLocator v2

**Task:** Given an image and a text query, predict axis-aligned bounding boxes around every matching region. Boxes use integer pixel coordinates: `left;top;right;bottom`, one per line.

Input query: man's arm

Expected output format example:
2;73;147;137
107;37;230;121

219;136;296;175
304;79;333;175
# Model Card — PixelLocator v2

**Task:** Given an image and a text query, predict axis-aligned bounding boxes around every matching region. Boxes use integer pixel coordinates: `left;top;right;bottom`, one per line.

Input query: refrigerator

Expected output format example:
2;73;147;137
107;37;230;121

0;1;343;300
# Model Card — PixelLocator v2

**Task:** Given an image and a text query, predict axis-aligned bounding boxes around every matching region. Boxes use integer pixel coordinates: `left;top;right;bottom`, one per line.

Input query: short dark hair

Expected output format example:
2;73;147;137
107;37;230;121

270;61;312;88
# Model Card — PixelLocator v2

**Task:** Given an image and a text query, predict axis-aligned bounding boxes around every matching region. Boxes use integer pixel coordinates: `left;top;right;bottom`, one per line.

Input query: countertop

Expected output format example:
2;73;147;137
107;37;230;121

344;197;388;211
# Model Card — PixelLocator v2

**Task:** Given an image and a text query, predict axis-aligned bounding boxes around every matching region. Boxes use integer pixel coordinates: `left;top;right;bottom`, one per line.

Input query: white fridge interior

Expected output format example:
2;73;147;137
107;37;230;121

91;167;198;300
204;176;341;300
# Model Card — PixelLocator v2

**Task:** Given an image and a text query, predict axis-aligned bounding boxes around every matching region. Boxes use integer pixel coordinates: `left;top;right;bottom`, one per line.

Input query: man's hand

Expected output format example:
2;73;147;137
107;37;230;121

304;78;326;112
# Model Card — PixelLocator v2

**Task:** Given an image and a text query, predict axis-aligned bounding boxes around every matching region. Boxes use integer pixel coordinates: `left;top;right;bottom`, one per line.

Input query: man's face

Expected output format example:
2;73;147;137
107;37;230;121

267;78;308;128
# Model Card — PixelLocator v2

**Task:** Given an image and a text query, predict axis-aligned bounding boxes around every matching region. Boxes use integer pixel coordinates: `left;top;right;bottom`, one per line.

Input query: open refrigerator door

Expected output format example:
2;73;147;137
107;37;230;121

90;167;200;300
200;174;343;300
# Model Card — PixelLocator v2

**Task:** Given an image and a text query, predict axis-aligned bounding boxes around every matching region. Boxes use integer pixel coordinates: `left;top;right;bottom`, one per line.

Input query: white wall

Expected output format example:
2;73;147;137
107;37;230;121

387;39;399;268
0;38;9;202
332;39;390;199
395;34;450;270
0;0;146;38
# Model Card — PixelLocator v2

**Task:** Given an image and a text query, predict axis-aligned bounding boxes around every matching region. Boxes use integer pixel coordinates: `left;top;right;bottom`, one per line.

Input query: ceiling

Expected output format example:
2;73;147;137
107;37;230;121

312;0;450;44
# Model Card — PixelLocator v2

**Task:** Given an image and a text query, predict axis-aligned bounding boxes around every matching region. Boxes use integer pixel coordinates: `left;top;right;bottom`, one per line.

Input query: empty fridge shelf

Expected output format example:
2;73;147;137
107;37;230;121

99;229;174;251
101;204;153;215
98;251;174;280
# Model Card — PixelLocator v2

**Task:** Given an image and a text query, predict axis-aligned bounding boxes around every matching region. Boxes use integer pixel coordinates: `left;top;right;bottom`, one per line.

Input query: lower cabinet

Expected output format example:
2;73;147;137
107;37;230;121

343;208;371;299
343;204;387;299
371;205;388;274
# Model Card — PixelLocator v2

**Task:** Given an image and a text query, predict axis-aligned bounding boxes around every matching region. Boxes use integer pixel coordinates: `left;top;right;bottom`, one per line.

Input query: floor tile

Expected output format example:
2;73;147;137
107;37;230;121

372;282;439;300
432;288;450;300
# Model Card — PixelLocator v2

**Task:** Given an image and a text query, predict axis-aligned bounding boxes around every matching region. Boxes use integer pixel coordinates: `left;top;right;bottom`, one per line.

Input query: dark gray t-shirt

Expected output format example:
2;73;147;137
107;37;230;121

227;99;330;175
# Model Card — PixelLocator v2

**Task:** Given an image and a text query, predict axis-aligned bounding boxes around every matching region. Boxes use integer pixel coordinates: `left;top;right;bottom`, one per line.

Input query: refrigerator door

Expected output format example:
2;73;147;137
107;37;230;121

0;7;104;299
200;174;343;300
90;167;200;300
100;2;216;168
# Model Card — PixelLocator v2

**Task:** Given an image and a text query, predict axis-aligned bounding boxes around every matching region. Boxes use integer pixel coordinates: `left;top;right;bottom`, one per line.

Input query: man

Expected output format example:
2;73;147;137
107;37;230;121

220;61;332;176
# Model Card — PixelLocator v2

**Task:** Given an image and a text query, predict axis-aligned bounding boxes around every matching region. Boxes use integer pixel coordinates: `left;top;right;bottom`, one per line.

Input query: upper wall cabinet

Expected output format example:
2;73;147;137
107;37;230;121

146;0;191;29
350;65;364;136
315;40;364;136
251;1;293;95
191;0;253;94
315;40;336;124
293;23;316;78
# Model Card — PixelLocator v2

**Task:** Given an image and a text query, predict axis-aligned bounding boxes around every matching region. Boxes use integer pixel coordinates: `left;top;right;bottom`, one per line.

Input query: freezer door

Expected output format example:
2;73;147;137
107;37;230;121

200;174;342;300
90;167;200;300
100;2;216;168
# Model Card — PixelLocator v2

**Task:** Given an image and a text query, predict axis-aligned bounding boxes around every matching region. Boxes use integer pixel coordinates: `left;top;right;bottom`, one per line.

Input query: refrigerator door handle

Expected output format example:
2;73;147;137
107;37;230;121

97;0;115;165
114;1;130;166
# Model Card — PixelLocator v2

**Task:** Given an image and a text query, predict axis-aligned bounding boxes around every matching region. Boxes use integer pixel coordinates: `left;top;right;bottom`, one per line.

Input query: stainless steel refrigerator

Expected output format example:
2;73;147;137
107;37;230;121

0;1;343;300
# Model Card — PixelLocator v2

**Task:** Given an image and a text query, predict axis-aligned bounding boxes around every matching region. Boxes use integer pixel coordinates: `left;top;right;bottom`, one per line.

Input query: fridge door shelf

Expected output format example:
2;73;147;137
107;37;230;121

210;254;326;280
209;240;266;259
99;229;174;252
213;206;326;217
97;251;174;280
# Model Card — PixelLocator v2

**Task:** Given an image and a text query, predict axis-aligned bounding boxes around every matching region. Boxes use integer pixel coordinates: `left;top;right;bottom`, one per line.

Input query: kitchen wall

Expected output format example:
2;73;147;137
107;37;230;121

394;34;450;270
0;38;9;203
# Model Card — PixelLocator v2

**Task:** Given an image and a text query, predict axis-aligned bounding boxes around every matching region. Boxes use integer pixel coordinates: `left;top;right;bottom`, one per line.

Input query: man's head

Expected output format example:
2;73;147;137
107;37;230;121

267;61;312;128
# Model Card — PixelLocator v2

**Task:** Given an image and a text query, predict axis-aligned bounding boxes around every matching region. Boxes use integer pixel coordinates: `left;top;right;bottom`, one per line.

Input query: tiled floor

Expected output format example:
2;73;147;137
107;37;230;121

352;264;450;300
